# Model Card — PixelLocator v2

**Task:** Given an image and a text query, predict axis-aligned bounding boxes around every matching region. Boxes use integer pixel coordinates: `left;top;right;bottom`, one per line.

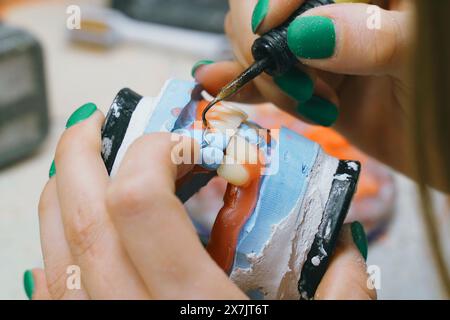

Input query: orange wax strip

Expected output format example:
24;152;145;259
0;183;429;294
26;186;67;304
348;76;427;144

303;127;380;199
196;100;210;122
207;173;261;273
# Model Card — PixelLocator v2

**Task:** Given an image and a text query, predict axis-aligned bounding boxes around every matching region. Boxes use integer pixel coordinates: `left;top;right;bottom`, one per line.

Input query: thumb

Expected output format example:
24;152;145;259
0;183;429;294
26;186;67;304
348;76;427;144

287;3;411;76
315;222;377;300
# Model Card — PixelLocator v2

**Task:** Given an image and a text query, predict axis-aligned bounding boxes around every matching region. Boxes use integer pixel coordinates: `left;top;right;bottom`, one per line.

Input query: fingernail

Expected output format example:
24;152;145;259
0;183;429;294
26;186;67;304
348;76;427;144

351;221;368;261
297;96;338;127
274;69;314;103
287;16;336;59
66;102;97;128
49;160;56;178
251;0;270;33
23;270;34;300
191;60;214;77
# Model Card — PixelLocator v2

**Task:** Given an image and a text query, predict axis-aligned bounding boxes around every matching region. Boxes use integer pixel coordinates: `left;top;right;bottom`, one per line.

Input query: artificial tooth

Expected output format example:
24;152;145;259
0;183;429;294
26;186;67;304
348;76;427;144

201;147;224;170
238;126;259;145
204;132;229;151
217;156;250;186
226;135;259;165
205;102;248;133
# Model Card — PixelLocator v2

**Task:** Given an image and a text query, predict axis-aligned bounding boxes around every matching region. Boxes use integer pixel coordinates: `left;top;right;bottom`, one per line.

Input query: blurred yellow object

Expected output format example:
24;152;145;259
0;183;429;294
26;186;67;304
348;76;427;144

0;0;44;17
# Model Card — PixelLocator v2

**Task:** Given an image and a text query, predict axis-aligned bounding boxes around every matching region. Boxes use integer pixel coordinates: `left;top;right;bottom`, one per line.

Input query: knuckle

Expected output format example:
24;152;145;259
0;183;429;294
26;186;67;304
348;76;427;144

106;177;150;218
373;15;399;69
46;269;68;300
64;203;104;257
132;133;173;152
129;134;153;152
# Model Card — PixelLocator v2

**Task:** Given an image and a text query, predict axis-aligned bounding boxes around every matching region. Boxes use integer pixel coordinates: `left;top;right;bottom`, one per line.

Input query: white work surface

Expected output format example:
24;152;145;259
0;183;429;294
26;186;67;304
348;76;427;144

0;0;448;300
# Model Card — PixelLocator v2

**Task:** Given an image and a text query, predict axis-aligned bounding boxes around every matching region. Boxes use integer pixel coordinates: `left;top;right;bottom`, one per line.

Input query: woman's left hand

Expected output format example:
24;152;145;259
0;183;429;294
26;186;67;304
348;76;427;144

33;107;245;300
28;104;375;300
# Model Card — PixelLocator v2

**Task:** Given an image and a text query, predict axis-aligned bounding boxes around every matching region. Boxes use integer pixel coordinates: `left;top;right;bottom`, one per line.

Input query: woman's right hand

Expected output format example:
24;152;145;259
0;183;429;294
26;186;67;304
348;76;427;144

193;0;413;176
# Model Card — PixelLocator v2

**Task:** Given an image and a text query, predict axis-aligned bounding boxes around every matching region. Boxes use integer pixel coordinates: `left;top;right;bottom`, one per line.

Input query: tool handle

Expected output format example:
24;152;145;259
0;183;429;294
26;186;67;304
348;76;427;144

252;0;334;76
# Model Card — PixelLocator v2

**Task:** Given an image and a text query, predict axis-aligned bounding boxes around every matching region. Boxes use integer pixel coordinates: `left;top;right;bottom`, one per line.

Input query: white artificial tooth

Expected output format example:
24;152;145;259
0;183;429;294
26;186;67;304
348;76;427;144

211;123;228;132
208;111;240;125
226;135;259;165
208;120;226;131
221;102;248;120
201;147;224;170
227;115;245;129
238;127;259;145
204;132;229;151
213;125;238;136
212;104;232;114
217;156;250;187
206;102;248;134
208;110;223;118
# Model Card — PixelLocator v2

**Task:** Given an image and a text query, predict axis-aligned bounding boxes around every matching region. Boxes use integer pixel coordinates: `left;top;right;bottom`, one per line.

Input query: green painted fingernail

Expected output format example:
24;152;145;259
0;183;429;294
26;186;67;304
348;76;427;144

191;60;214;77
287;16;336;59
49;160;56;178
66;103;97;128
274;69;314;103
251;0;270;33
351;221;368;261
23;270;34;300
53;103;96;177
297;96;338;127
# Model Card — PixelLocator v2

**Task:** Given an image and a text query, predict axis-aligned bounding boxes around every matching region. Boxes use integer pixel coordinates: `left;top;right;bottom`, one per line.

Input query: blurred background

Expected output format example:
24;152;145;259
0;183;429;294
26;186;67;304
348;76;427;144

0;0;449;300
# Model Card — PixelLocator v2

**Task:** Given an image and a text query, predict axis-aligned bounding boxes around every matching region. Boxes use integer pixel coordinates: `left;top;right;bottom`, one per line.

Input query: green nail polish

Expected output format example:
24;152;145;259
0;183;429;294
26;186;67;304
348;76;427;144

66;103;97;128
191;60;214;77
251;0;270;33
274;69;314;103
351;221;368;261
49;160;56;178
297;96;338;127
288;16;336;59
23;270;34;300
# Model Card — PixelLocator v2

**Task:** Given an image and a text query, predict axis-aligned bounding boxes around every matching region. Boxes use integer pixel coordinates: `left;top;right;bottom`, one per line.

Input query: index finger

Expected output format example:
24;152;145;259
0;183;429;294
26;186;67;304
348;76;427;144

107;133;246;299
54;109;150;299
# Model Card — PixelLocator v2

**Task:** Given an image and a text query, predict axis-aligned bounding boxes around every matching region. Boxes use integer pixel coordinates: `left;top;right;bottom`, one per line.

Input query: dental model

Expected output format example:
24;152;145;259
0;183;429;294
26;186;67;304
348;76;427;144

201;93;261;187
101;80;361;300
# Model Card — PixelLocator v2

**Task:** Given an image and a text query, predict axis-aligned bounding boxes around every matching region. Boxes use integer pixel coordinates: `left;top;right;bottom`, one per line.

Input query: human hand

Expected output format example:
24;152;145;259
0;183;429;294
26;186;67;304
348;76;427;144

26;104;376;300
193;0;413;176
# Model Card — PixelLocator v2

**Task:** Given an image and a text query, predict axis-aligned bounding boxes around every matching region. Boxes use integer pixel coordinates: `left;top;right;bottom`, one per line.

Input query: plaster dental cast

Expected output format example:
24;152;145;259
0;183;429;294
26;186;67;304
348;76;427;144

26;0;450;299
97;79;361;299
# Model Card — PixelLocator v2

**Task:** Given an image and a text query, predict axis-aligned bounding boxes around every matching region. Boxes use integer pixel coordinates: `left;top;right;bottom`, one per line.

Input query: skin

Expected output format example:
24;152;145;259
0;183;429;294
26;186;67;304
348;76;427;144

32;0;415;300
194;0;415;178
33;112;376;300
